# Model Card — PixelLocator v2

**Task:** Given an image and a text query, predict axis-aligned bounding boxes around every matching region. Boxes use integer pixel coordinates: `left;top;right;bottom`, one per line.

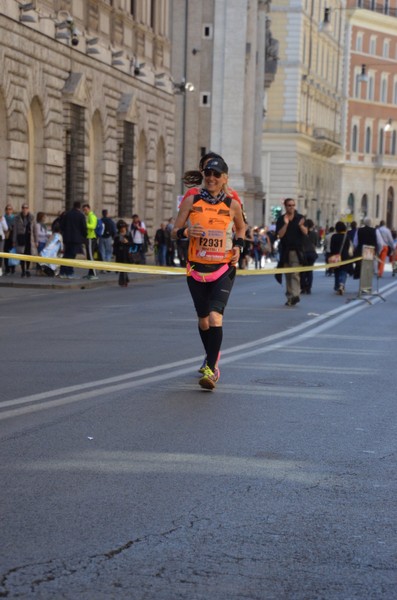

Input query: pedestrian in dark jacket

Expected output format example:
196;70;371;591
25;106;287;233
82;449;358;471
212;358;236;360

59;201;87;278
98;209;116;264
12;204;37;278
330;221;353;295
154;223;167;266
113;220;132;287
275;198;307;306
300;219;319;294
3;204;15;275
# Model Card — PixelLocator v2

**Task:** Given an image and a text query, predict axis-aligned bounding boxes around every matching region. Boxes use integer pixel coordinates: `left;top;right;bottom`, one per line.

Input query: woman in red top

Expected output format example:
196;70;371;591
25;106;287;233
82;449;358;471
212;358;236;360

172;158;245;390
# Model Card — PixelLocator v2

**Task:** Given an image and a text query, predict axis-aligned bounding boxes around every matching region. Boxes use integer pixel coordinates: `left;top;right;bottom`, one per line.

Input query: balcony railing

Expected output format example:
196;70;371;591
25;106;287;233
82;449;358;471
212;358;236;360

372;153;397;169
313;127;340;145
357;1;397;18
311;127;342;157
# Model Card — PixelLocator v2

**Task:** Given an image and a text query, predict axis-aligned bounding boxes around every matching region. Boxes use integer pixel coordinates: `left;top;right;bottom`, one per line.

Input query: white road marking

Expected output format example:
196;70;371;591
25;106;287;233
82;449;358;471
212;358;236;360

1;281;396;421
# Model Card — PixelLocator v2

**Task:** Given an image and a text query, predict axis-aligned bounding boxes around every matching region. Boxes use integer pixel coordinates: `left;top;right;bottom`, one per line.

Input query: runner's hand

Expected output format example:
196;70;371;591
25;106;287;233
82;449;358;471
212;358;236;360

230;247;240;266
189;224;205;238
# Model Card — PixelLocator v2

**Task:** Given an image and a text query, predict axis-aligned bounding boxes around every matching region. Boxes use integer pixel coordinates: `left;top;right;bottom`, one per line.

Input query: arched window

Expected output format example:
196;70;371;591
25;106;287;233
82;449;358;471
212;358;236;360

368;75;374;101
0;91;8;203
88;111;104;210
361;194;368;218
155;137;166;225
150;0;156;30
354;72;361;98
381;77;388;103
379;128;384;154
118;122;135;218
348;193;355;217
365;126;372;153
386;187;394;229
65;104;85;210
352;125;358;152
27;97;45;213
136;131;148;220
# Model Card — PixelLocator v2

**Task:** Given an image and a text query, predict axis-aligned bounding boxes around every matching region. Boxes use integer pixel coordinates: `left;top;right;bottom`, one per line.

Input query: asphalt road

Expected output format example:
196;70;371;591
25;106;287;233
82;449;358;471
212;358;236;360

0;269;396;599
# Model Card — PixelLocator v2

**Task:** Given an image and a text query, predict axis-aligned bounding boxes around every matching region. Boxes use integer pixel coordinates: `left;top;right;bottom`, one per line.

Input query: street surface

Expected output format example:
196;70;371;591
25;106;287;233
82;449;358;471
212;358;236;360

0;268;396;599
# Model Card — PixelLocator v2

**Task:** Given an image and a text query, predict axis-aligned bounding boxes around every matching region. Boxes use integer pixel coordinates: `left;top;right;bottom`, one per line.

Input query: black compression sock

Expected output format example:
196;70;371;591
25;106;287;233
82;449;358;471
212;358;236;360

206;326;223;371
198;326;210;355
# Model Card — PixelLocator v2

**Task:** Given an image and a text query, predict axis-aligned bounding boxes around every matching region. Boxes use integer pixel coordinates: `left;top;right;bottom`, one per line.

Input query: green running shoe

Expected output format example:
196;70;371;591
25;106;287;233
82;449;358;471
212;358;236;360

199;365;220;390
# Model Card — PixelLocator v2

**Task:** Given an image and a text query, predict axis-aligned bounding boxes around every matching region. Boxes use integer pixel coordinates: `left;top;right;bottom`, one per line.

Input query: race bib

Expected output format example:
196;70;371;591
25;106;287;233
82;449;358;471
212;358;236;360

196;229;227;261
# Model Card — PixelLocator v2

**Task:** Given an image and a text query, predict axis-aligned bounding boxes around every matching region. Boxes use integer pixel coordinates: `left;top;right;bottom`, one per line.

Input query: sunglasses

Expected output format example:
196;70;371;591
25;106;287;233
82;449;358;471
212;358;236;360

204;169;222;179
286;204;295;208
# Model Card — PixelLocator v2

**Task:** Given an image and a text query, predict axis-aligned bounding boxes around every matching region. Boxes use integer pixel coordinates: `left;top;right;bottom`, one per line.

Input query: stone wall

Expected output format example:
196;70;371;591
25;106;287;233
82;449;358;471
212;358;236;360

0;2;175;234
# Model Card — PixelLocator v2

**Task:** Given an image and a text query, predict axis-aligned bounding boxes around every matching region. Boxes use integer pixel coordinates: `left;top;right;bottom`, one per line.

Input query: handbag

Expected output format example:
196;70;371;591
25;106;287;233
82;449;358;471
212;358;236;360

327;232;348;264
8;248;20;267
327;253;341;264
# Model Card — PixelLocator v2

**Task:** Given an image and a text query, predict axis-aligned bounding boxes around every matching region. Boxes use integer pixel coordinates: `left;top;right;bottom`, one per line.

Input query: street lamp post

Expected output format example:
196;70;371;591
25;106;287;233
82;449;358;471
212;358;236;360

176;0;196;195
175;79;195;195
261;194;266;227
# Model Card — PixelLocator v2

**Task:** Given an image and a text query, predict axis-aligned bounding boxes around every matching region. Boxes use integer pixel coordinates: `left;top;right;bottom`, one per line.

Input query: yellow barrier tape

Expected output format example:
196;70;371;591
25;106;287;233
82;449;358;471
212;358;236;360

0;252;361;277
0;252;184;275
239;257;361;276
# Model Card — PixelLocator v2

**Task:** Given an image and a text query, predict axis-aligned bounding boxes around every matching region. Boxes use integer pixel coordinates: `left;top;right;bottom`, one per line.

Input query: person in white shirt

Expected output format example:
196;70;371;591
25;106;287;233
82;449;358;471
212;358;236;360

377;221;394;277
130;214;147;264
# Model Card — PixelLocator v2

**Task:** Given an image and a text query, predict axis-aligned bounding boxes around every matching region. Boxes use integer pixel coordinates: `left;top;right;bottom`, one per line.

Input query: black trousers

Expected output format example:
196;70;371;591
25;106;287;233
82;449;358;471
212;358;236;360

85;239;97;276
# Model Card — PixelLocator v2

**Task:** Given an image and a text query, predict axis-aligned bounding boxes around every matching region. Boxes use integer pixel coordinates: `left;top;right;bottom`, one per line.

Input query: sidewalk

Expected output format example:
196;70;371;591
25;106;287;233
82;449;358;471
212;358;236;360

0;255;170;289
0;270;158;290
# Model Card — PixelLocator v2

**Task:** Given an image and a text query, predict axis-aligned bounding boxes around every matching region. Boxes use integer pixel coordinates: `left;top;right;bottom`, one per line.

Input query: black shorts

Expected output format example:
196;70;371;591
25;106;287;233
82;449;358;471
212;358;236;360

187;265;236;317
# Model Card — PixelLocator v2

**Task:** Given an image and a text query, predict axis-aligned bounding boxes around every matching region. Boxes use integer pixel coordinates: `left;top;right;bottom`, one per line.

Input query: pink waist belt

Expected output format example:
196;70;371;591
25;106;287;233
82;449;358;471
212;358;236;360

187;262;229;283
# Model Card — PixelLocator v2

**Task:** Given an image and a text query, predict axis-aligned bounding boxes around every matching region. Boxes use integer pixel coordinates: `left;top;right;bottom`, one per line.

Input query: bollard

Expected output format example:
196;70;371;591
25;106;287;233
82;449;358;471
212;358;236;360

356;245;385;304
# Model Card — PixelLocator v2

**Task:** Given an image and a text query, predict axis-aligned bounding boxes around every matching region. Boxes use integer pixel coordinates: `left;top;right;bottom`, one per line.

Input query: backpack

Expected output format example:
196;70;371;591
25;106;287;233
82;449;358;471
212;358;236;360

102;217;115;239
95;219;105;238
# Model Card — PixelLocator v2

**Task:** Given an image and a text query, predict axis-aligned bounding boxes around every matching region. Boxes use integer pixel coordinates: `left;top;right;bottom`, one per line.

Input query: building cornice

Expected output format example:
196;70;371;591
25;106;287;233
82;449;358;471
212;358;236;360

349;9;397;36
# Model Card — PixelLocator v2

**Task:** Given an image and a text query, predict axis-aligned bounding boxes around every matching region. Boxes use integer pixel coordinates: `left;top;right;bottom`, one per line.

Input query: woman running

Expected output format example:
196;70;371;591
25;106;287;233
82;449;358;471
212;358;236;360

172;157;245;390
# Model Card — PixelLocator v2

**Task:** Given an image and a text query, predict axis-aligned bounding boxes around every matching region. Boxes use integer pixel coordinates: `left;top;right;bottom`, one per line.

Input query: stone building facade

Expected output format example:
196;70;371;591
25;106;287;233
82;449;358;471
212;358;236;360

262;0;346;227
262;0;397;229
170;0;271;225
0;0;175;232
341;0;397;228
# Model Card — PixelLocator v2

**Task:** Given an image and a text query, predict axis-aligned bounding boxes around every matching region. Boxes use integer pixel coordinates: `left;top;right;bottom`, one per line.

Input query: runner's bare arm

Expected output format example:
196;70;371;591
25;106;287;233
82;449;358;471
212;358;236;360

230;200;246;266
232;200;246;241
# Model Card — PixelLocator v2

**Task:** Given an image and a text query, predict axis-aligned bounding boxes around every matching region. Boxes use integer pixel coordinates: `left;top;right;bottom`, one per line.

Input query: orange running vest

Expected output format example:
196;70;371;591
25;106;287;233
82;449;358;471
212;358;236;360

188;196;234;265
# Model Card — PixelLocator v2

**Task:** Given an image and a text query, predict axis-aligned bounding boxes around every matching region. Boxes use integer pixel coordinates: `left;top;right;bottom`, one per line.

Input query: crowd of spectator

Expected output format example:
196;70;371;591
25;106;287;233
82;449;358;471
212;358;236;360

0;202;396;289
0;202;152;282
